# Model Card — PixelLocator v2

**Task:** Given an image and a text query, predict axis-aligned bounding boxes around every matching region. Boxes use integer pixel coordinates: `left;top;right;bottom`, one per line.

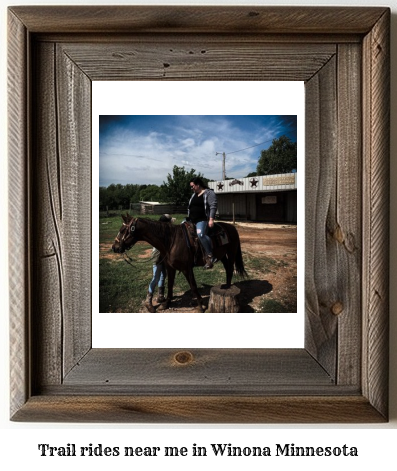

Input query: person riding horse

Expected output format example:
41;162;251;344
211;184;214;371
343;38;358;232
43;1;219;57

188;177;217;269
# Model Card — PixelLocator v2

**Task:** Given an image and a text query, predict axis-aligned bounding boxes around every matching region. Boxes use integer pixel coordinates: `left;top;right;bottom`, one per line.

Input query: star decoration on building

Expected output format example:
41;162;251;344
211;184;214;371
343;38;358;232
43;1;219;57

217;182;224;190
250;178;259;187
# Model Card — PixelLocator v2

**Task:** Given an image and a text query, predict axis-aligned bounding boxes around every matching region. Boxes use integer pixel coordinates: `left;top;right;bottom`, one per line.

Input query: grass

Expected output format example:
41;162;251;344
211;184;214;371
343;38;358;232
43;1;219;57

257;297;297;313
244;254;288;274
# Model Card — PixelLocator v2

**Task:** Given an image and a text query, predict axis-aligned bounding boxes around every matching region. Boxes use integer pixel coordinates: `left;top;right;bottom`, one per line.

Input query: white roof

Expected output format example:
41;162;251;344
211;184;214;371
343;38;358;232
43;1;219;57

208;172;297;194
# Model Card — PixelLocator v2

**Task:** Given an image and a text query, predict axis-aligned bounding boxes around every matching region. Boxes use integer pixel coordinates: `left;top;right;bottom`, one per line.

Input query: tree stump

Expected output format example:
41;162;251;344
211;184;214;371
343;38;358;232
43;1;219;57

207;285;240;313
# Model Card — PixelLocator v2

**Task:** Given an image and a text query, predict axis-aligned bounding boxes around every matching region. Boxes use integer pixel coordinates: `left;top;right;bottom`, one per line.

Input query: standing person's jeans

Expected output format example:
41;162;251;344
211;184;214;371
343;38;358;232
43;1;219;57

148;263;166;294
196;220;212;255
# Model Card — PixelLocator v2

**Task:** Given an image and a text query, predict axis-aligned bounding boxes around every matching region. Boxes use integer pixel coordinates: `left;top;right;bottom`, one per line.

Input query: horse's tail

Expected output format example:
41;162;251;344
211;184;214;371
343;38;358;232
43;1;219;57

234;238;248;278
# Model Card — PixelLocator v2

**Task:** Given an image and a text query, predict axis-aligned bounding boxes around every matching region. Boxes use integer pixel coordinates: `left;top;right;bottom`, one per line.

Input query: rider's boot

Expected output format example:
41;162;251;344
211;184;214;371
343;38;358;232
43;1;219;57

144;291;156;313
156;287;166;303
204;253;214;269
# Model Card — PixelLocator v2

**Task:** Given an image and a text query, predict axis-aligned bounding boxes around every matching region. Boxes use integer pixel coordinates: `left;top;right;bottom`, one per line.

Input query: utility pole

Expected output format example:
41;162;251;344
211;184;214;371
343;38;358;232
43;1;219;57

216;152;226;180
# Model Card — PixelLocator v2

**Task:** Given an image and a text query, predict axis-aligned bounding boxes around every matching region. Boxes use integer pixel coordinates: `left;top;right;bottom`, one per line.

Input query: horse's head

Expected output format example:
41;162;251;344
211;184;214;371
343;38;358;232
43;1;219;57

112;214;138;253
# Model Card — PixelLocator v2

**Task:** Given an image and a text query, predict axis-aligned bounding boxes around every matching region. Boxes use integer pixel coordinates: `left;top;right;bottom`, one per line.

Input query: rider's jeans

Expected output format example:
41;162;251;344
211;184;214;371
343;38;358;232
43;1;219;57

196;220;212;255
148;263;166;294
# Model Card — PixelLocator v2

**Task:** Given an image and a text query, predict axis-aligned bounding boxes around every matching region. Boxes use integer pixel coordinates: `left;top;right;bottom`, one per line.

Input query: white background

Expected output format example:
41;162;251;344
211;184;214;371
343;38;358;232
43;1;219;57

92;81;305;348
1;0;396;469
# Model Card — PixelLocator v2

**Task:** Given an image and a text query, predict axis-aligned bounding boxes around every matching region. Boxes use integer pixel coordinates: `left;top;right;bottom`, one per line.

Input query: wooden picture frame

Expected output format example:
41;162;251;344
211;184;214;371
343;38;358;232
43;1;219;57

8;6;390;423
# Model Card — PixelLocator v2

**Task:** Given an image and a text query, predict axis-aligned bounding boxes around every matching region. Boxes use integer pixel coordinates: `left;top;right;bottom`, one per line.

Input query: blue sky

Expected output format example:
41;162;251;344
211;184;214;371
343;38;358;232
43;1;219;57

99;115;297;187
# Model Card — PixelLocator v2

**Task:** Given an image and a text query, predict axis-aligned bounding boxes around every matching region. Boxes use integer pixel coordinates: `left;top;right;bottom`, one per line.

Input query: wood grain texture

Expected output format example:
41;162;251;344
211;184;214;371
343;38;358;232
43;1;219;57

305;56;338;378
56;44;92;376
63;349;333;391
33;41;63;387
305;43;363;385
11;396;385;424
8;6;390;423
335;44;362;386
32;42;92;387
59;42;336;82
8;9;30;419
208;286;240;312
362;9;390;419
8;6;387;34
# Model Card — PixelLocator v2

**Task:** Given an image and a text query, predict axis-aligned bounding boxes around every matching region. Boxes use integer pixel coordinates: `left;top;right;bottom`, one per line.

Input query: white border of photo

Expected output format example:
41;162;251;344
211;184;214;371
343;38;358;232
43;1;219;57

92;81;305;348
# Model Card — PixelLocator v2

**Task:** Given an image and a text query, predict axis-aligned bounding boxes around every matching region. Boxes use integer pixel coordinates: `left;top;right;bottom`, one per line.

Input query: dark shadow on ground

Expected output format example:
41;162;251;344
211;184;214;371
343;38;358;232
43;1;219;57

153;279;273;313
234;279;273;312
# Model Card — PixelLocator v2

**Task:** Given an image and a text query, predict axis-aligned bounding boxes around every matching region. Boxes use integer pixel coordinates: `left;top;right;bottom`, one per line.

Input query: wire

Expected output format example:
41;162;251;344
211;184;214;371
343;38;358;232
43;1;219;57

225;136;282;155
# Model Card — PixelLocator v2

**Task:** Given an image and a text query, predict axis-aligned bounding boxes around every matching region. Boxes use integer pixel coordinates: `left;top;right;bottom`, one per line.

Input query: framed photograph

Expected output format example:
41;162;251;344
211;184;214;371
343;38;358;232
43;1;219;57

93;82;305;349
8;6;390;423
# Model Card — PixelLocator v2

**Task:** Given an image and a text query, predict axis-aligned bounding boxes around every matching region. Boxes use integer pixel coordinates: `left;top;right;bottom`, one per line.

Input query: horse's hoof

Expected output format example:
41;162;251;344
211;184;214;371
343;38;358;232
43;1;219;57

157;302;169;311
144;304;156;313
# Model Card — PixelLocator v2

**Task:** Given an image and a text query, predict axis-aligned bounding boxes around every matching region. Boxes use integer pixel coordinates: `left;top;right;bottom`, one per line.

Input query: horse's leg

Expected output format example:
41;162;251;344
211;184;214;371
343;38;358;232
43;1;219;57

220;255;233;288
158;267;175;310
182;268;205;312
222;226;243;287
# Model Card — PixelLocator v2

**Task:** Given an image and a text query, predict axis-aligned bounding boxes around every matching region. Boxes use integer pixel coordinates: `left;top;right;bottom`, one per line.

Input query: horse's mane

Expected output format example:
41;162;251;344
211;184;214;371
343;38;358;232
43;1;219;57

135;217;181;249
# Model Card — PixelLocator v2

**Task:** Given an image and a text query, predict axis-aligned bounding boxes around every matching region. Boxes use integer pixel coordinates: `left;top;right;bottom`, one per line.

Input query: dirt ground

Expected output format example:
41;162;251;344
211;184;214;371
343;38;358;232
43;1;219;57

236;222;297;312
144;221;298;313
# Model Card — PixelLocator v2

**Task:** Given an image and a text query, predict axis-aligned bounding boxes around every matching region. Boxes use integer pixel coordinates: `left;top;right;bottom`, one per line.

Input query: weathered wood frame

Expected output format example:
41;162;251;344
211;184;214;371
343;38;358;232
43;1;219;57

8;6;390;423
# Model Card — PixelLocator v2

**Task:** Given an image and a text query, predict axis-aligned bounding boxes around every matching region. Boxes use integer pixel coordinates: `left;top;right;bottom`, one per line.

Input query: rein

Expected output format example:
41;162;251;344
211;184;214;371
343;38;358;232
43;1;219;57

123;251;169;268
123;252;135;266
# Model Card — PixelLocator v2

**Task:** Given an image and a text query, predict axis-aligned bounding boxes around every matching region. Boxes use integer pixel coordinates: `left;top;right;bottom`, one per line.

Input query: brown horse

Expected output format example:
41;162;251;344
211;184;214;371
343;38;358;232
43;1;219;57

112;215;247;312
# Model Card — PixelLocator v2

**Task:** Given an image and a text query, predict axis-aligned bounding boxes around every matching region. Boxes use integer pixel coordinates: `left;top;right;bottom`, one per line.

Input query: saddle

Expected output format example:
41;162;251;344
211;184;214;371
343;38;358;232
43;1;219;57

181;220;229;265
181;220;200;253
210;224;229;247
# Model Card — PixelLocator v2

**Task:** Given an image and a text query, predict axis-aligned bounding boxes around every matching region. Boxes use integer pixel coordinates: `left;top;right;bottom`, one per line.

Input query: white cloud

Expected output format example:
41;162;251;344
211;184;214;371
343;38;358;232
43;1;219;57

99;115;296;185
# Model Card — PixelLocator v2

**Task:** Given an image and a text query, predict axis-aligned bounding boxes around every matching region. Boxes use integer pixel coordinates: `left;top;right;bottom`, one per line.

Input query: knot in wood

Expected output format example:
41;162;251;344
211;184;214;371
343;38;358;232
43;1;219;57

331;302;344;316
333;225;344;244
174;351;194;365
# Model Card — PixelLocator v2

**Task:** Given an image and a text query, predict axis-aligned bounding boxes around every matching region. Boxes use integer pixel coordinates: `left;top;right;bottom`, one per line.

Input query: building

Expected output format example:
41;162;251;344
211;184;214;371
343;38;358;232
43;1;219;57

133;201;186;215
208;172;297;223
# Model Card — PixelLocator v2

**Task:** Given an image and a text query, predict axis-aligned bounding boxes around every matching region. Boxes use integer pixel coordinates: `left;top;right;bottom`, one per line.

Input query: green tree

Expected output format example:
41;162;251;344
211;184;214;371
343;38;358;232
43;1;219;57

99;183;143;210
161;165;206;206
104;183;125;209
256;135;297;175
139;184;163;202
124;183;141;204
99;186;108;210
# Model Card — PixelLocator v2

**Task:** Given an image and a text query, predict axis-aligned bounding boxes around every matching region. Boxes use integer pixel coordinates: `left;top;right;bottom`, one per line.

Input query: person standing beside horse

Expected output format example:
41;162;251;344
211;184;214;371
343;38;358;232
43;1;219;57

144;214;174;312
188;177;218;269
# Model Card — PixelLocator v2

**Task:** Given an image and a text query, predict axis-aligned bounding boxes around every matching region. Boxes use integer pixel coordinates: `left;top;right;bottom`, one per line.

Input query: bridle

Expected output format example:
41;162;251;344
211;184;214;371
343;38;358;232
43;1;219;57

114;217;177;267
114;217;137;247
